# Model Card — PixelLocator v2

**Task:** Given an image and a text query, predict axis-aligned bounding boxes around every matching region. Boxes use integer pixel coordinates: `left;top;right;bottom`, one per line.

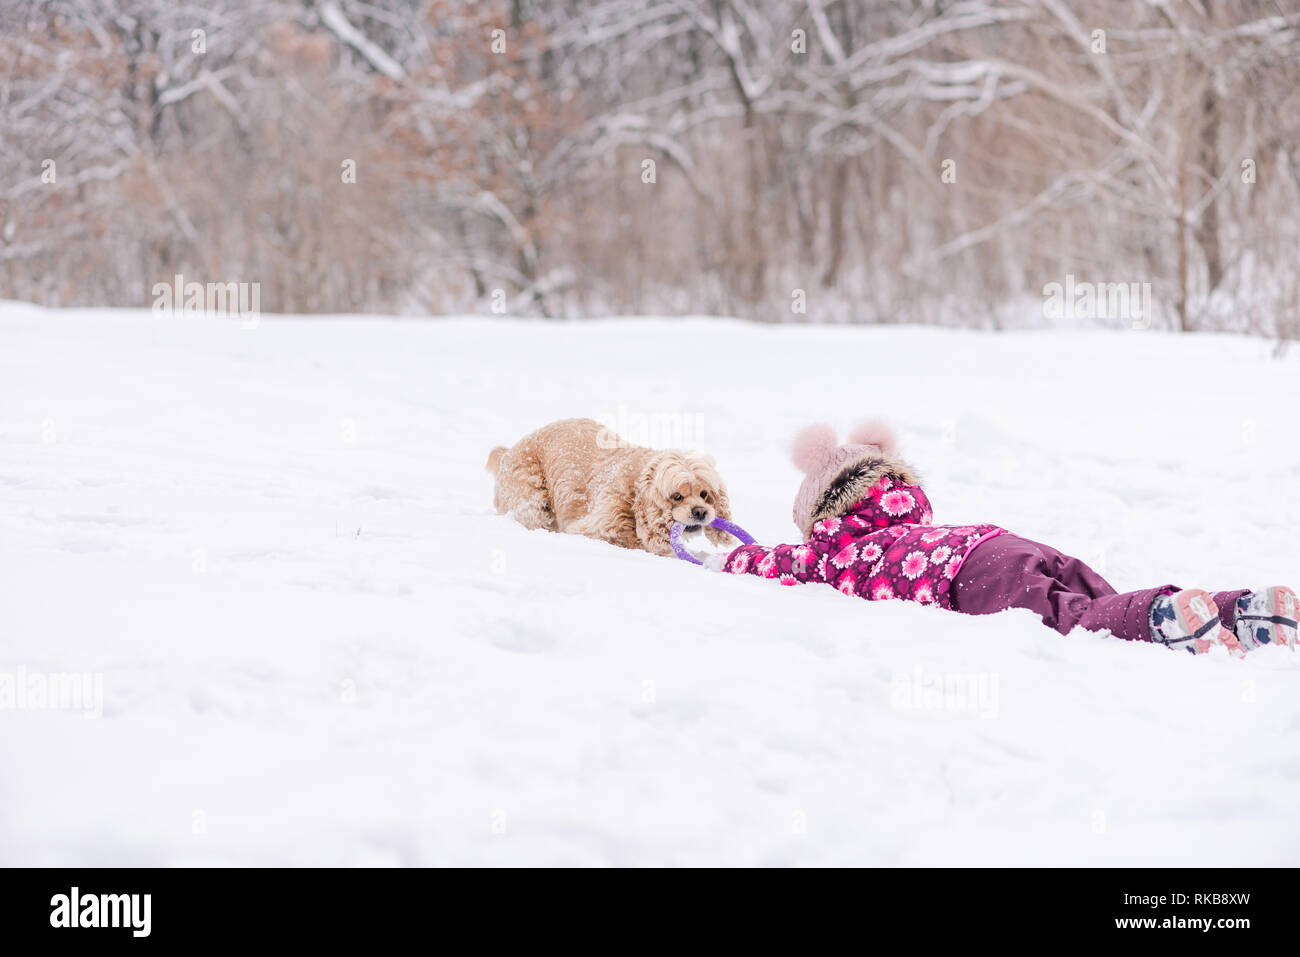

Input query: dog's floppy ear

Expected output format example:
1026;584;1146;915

702;477;734;548
710;479;731;520
632;455;673;554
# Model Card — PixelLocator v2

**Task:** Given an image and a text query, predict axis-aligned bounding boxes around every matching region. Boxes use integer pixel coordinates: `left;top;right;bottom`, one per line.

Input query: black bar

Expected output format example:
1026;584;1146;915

0;867;1291;945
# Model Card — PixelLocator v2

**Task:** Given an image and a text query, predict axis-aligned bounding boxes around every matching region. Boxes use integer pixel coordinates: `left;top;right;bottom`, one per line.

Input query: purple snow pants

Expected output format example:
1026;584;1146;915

951;533;1247;643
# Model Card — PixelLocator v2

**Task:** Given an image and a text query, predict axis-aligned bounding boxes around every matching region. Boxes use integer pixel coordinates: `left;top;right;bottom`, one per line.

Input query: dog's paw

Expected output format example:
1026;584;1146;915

703;524;736;548
647;539;676;557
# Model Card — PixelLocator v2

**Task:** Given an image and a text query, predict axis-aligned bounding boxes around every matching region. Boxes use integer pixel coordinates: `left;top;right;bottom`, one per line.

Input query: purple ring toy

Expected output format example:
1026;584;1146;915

669;517;757;565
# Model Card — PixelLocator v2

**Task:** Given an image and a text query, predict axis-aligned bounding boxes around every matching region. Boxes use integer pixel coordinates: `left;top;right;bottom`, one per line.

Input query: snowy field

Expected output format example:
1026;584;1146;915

2;301;1298;867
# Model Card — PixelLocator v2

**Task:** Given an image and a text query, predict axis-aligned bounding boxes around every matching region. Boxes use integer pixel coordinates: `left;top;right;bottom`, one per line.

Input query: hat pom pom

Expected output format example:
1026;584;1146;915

847;419;899;455
791;424;838;474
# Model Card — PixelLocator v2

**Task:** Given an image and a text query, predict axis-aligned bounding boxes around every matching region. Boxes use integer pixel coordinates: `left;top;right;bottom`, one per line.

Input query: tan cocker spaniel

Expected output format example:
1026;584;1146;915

486;418;735;557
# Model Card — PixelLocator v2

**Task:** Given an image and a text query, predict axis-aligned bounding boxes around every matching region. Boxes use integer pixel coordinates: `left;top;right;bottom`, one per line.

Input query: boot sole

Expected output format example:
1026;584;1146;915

1170;589;1244;657
1237;586;1299;650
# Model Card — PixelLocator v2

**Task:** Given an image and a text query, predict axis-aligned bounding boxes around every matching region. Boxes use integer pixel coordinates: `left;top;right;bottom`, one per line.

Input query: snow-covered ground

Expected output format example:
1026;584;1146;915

2;301;1298;866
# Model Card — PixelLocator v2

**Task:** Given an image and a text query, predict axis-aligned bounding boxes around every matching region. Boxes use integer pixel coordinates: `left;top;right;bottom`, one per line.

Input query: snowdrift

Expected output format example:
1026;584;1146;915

2;303;1297;865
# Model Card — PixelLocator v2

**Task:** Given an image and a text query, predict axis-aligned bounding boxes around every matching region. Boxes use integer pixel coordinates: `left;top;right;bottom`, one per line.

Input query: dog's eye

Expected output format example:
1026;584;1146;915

671;493;682;501
700;491;710;502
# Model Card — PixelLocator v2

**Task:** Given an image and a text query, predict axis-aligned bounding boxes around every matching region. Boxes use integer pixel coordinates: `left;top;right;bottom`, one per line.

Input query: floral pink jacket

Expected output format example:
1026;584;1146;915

721;476;1004;609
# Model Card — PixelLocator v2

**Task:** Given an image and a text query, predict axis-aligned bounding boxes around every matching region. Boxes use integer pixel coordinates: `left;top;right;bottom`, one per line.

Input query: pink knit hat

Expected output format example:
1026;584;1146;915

790;420;919;540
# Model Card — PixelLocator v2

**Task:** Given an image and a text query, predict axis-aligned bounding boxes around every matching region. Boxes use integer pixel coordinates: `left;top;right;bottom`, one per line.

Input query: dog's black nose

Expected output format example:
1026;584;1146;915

691;506;708;521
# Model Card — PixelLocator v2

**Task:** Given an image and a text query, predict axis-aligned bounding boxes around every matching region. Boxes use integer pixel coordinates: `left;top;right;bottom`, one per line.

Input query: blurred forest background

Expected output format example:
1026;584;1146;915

2;0;1298;333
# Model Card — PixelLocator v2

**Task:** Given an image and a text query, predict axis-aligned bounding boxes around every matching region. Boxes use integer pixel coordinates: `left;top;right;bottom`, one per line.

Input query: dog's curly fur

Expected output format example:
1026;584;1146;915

486;418;734;556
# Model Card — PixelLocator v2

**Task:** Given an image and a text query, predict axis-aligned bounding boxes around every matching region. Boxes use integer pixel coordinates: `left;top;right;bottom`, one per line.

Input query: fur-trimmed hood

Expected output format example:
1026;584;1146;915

790;421;921;540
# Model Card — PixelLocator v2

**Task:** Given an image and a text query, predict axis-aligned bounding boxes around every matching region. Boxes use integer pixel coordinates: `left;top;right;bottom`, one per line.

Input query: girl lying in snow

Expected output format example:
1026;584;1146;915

703;422;1298;655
